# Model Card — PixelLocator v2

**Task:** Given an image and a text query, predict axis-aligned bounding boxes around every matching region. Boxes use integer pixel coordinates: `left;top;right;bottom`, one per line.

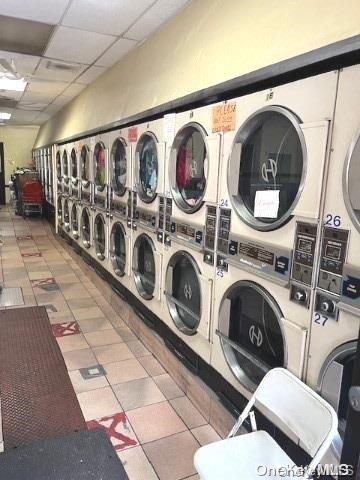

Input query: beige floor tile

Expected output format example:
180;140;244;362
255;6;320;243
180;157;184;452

77;386;122;420
113;377;165;411
77;316;113;333
118;446;158;480
63;348;97;370
57;334;89;353
84;328;123;347
93;343;134;365
105;358;148;385
170;397;207;429
68;369;108;394
27;270;53;280
143;431;198;480
191;424;221;446
138;355;166;377
153;374;185;400
115;326;138;342
126;340;151;358
73;306;105;320
67;297;98;310
126;401;187;444
184;476;200;479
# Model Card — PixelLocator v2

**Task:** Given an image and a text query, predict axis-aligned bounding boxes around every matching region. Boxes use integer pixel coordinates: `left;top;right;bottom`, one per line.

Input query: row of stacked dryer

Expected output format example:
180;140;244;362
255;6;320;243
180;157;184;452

55;65;360;462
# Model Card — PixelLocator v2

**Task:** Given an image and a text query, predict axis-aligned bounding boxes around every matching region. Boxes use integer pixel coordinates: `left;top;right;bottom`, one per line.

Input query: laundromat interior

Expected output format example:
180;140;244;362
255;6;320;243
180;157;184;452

0;1;360;479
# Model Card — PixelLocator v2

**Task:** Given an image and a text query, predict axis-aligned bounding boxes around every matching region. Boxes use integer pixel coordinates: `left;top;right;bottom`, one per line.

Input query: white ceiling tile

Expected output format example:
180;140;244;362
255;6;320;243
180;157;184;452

52;94;73;106
44;103;63;114
126;0;190;41
0;0;70;24
0;50;40;77
62;0;154;36
26;80;68;96
62;83;86;96
20;90;57;105
76;65;106;85
95;37;137;68
0;90;24;101
35;112;52;123
33;58;87;82
10;109;39;121
45;26;115;64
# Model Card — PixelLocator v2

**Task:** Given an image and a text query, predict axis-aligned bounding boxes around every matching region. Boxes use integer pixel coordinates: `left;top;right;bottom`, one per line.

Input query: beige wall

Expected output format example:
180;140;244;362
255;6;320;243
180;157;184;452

35;0;360;147
0;125;39;200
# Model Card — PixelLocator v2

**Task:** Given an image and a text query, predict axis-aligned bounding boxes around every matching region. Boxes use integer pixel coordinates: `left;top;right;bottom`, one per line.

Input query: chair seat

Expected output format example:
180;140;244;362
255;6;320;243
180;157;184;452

194;430;297;480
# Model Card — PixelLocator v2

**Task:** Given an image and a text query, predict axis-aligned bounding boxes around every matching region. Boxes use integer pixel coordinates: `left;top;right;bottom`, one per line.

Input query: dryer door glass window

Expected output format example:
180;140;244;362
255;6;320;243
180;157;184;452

62;150;69;182
71;204;79;238
219;281;284;391
134;235;155;299
167;252;201;335
57;195;62;222
111;138;127;196
94;214;105;260
111;223;126;276
231;109;304;230
137;134;158;203
81;209;91;248
56;151;61;179
63;199;69;230
174;126;207;212
346;134;360;229
81;145;90;186
94;142;106;191
71;148;78;185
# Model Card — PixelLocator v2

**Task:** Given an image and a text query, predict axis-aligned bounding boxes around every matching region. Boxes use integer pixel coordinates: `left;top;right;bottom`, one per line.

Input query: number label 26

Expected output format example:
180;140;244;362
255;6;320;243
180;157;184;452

324;214;341;227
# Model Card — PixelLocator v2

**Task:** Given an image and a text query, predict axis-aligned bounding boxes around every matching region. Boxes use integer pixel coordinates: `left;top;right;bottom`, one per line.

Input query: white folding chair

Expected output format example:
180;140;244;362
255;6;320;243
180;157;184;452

194;368;338;480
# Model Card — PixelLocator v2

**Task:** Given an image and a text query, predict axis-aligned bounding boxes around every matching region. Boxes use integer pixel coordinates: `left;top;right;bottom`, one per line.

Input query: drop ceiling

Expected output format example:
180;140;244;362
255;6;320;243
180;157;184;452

0;0;190;126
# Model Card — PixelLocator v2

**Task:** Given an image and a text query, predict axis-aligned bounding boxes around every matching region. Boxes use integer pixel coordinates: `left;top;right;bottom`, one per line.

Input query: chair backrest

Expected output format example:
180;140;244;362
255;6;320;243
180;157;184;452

254;368;338;458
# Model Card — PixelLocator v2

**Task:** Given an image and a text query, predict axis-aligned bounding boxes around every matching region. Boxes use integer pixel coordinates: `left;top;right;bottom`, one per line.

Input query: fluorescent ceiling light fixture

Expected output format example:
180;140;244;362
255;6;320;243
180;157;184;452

0;112;11;120
0;77;27;92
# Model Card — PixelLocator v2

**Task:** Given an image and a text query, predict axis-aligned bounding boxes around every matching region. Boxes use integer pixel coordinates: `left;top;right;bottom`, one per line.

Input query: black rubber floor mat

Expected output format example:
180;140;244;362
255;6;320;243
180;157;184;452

0;428;129;480
0;306;86;449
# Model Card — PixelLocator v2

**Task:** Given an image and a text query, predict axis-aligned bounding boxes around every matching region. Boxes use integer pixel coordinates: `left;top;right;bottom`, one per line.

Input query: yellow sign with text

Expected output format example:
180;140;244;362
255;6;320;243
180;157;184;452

212;102;236;133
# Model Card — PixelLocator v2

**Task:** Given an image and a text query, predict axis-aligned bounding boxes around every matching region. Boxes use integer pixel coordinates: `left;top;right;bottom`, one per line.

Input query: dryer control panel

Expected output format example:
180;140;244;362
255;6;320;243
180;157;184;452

315;227;349;318
216;208;292;286
289;222;319;308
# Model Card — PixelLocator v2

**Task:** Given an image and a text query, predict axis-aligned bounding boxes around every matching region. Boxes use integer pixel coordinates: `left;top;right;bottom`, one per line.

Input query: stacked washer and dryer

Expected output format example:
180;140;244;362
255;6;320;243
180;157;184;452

79;139;94;251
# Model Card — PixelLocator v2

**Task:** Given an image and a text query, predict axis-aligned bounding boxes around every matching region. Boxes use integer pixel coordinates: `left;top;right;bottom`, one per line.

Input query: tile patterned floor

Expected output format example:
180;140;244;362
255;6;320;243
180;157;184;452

0;207;224;479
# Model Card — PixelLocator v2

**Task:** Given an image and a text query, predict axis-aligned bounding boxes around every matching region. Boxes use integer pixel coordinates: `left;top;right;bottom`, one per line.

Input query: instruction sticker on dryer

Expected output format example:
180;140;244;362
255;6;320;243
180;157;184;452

212;102;236;133
254;190;280;218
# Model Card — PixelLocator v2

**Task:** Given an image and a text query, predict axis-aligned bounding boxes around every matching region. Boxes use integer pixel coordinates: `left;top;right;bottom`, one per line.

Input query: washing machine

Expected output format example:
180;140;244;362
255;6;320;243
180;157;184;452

79;138;94;207
57;192;63;231
210;72;339;406
55;148;63;195
70;199;81;245
62;145;70;197
62;195;71;237
132;118;166;239
306;65;360;463
70;143;80;202
80;204;93;251
164;105;222;267
107;129;133;289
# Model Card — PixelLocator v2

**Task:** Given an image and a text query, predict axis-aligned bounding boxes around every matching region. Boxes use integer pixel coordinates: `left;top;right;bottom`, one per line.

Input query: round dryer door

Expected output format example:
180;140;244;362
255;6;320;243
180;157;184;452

165;251;201;335
344;133;360;231
62;150;69;183
228;106;305;231
318;341;357;458
71;148;78;186
111;138;127;197
63;199;70;231
135;133;158;203
81;145;91;188
71;204;79;239
56;151;61;180
94;214;106;260
94;142;106;191
110;223;126;276
81;208;91;248
57;195;62;224
171;124;207;213
133;234;156;299
218;280;285;392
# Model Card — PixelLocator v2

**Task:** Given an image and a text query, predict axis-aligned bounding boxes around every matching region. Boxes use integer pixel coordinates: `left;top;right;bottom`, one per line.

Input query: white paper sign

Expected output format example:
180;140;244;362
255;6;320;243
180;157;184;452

254;190;280;218
163;113;176;143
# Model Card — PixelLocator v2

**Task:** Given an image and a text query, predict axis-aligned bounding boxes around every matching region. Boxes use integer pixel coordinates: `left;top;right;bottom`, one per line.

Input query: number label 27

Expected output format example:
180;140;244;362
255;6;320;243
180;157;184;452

313;312;329;326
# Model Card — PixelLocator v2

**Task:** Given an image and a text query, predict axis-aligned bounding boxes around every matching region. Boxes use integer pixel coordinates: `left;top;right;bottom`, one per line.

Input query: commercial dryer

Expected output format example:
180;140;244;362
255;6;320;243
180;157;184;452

210;72;339;403
55;149;63;195
79;139;93;207
306;64;360;462
70;144;80;202
61;146;70;197
108;129;133;291
80;205;93;252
